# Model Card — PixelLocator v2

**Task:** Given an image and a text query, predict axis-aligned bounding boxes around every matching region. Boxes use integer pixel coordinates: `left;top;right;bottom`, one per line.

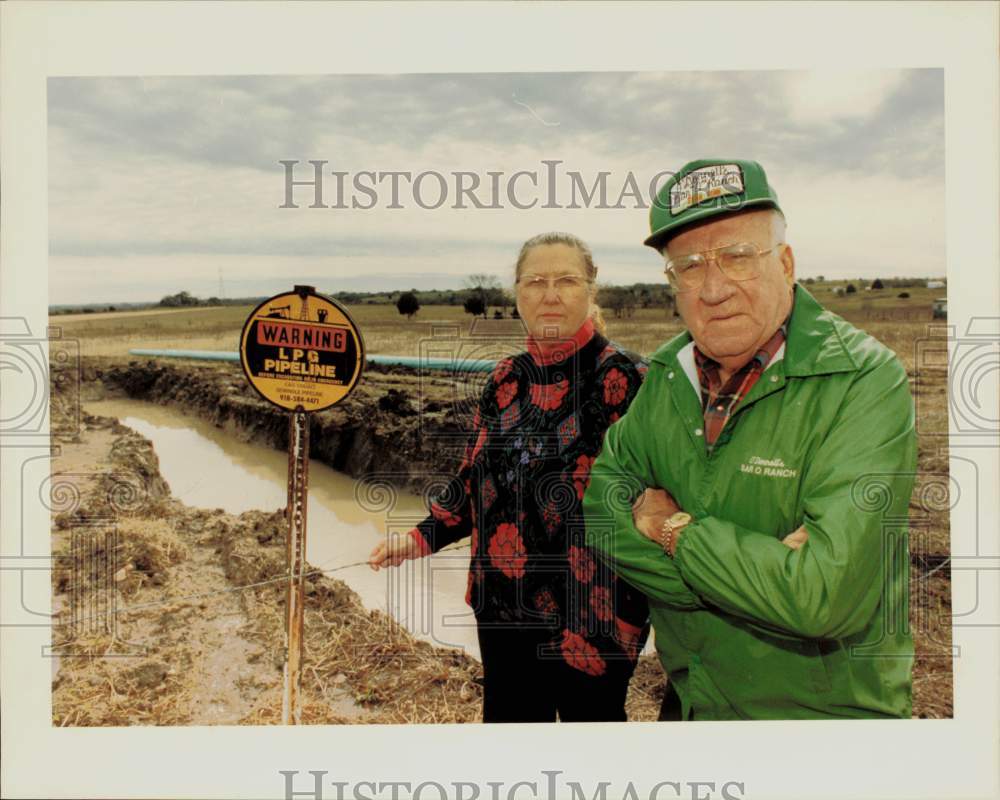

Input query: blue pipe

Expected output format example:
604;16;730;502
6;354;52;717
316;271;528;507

128;349;497;372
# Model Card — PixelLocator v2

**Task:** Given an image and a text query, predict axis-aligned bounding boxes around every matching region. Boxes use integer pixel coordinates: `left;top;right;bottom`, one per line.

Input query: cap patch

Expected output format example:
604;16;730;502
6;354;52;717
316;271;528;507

669;163;745;216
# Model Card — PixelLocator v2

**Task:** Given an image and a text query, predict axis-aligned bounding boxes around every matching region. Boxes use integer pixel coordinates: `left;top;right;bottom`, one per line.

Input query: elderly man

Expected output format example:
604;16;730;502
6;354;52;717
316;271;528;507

582;159;916;720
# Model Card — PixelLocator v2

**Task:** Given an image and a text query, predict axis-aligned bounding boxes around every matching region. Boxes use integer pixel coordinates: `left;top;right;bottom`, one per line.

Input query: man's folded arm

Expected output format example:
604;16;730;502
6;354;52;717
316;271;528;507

583;403;705;609
674;356;917;640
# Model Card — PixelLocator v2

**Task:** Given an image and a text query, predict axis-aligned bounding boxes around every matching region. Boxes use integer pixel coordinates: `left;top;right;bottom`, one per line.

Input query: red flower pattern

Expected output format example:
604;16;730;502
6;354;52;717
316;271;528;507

568;545;596;584
488;522;527;578
459;424;487;470
572;453;595;499
430;502;461;528
590;585;613;622
420;339;648;659
529;379;570;411
492;358;514;384
615;616;643;662
603;367;628;406
560;629;607;676
468;426;487;463
496;380;518;410
541;502;562;532
533;588;559;616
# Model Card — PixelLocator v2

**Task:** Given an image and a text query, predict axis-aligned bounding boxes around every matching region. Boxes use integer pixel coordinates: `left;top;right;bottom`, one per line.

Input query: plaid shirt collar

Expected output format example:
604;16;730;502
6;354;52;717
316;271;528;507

693;317;789;447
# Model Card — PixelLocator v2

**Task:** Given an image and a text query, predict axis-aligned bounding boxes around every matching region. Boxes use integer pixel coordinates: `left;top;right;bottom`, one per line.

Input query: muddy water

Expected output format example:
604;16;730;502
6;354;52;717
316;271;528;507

85;399;481;660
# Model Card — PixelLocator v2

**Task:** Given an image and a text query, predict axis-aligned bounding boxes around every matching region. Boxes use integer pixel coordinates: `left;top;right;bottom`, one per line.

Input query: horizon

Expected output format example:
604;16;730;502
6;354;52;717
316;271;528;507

48;273;948;311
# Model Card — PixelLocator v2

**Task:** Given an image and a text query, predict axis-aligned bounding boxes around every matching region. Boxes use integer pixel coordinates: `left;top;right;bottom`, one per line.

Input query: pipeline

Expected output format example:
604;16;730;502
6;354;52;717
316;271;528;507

128;348;497;372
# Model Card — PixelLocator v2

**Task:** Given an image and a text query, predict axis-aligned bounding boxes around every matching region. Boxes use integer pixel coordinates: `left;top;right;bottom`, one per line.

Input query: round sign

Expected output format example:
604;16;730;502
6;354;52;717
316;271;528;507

239;286;365;412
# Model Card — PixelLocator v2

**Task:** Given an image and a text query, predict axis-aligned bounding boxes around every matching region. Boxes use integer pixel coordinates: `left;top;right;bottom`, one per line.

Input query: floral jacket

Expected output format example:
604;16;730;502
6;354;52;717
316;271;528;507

410;319;651;677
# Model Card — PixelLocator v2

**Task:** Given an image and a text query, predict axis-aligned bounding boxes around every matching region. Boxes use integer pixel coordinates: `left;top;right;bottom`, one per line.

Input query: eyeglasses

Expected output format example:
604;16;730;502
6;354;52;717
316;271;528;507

664;242;784;291
517;274;592;298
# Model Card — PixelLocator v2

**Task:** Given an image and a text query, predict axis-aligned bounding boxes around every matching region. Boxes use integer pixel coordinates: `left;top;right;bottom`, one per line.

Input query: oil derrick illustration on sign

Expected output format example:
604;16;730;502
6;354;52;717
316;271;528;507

240;285;365;411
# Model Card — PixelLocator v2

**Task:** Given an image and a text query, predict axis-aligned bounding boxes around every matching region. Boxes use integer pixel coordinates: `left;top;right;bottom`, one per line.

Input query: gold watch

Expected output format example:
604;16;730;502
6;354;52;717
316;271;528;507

658;511;692;558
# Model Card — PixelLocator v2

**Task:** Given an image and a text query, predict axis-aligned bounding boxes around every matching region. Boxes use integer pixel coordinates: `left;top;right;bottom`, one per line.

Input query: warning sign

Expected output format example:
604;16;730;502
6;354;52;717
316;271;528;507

239;286;365;412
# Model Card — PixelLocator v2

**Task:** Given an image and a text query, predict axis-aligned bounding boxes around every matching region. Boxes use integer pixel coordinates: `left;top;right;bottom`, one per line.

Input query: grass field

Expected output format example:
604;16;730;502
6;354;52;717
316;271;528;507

51;282;945;368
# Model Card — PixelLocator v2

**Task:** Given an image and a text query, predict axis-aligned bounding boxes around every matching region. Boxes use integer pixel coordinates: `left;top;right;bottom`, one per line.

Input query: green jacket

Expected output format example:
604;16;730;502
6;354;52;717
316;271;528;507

583;285;916;720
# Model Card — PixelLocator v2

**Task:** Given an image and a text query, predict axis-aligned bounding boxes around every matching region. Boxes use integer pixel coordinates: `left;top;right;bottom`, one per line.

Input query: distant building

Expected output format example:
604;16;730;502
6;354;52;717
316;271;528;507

927;280;946;289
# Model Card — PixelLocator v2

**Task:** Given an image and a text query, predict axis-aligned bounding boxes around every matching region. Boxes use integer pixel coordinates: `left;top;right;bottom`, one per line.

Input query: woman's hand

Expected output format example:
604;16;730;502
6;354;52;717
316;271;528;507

368;532;425;571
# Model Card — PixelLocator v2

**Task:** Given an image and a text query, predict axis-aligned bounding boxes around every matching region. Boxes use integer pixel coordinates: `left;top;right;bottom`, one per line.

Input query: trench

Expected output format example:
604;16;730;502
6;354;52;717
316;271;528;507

85;398;481;660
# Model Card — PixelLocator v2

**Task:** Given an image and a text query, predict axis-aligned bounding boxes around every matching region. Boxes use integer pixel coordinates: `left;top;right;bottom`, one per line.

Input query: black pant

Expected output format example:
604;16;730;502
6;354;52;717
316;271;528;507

657;680;684;721
476;623;633;723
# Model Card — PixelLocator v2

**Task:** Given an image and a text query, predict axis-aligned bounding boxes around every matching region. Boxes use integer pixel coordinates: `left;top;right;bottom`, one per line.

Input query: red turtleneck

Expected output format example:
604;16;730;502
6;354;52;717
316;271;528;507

526;317;596;367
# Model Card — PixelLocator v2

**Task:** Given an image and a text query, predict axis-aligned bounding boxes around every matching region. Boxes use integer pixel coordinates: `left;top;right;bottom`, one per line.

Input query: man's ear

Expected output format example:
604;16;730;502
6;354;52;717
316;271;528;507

780;243;796;286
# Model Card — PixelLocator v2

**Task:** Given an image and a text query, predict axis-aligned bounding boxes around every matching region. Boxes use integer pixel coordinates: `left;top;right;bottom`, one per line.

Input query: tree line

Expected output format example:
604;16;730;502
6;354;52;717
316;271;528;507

138;275;942;322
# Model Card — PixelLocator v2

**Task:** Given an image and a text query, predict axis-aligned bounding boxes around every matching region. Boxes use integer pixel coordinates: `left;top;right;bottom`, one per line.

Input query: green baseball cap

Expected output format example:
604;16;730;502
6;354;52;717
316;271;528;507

645;159;782;251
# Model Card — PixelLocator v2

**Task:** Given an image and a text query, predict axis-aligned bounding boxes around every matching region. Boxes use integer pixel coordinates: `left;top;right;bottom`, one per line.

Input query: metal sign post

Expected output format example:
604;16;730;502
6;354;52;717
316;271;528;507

282;408;310;724
239;285;365;725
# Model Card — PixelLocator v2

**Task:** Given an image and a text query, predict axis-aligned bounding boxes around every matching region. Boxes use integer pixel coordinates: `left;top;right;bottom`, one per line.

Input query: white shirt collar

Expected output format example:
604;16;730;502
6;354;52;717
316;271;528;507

676;340;786;396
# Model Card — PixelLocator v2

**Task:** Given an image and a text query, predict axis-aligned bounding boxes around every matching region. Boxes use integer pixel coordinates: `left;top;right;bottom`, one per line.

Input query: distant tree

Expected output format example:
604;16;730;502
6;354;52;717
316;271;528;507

497;290;515;315
159;290;199;308
396;291;420;319
463;295;486;318
845;283;857;294
465;273;503;315
597;285;625;318
817;275;826;282
871;278;884;290
107;306;116;312
206;296;222;306
597;286;637;319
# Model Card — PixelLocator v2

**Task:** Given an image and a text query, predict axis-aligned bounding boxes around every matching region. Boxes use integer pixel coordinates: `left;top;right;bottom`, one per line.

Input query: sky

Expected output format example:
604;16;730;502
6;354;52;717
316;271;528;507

47;69;945;305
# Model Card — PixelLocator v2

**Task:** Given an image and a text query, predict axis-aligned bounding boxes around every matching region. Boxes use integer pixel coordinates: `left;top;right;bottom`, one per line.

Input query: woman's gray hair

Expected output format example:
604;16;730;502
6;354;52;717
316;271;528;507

514;231;598;283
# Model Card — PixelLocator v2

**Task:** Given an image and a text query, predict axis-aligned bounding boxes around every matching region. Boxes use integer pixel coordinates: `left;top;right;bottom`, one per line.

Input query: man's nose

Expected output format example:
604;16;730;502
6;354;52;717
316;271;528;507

698;256;736;303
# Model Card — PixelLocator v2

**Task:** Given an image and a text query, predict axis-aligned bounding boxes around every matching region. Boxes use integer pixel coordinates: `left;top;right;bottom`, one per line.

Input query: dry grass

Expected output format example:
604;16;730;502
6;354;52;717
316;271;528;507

50;287;943;366
213;511;484;725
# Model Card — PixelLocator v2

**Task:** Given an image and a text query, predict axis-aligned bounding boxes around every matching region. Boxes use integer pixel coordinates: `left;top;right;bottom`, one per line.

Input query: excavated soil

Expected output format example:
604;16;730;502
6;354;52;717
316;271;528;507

74;355;485;493
49;355;952;723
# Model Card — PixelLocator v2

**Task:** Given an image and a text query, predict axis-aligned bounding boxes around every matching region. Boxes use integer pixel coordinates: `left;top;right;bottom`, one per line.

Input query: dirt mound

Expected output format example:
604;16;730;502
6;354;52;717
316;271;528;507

80;356;475;493
48;412;492;725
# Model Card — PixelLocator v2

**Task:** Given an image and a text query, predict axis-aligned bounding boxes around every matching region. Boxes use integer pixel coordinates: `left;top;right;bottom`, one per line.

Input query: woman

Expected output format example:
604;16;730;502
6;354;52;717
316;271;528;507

369;232;650;722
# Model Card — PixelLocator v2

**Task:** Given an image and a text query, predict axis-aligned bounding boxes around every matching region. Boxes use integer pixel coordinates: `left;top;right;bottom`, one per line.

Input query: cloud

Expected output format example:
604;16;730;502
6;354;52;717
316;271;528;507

782;70;909;128
47;69;945;304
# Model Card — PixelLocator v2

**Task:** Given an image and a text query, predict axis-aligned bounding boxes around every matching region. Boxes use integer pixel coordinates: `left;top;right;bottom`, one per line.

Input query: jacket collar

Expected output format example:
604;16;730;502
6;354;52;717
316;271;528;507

649;284;858;377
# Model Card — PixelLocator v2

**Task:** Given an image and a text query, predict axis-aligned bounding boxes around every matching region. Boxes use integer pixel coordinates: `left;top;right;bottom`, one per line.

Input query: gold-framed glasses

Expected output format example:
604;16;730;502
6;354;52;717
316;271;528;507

517;274;591;297
664;242;784;291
